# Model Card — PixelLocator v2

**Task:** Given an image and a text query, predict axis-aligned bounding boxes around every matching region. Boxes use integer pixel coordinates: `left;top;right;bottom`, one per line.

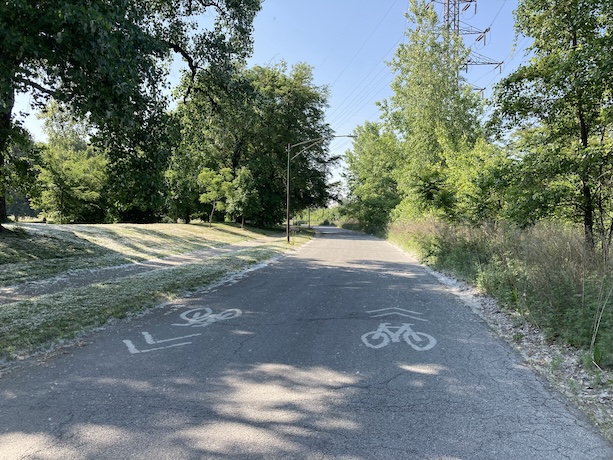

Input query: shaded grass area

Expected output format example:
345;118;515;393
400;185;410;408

0;223;278;286
0;244;291;361
388;219;613;368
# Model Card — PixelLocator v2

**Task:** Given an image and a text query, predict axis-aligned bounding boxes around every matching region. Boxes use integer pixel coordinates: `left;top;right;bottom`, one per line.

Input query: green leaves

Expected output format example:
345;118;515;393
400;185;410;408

198;167;233;226
343;122;401;232
491;0;613;249
1;0;262;220
348;0;482;227
171;61;333;227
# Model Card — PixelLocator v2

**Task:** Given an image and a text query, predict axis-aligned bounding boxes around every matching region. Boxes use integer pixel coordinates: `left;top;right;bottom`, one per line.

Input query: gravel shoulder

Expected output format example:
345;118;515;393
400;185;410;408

424;265;613;445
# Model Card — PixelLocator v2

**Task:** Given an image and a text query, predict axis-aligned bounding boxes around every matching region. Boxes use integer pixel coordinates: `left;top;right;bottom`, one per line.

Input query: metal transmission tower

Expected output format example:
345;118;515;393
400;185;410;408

437;0;502;74
443;0;476;36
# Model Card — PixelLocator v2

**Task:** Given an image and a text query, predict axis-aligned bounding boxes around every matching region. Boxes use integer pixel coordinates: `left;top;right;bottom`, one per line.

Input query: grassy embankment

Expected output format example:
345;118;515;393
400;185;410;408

387;219;613;369
0;222;309;360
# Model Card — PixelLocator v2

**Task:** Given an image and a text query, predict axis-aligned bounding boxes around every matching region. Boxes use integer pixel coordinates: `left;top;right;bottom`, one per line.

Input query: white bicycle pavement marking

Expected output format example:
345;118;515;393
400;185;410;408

123;307;243;354
361;323;437;351
172;307;242;327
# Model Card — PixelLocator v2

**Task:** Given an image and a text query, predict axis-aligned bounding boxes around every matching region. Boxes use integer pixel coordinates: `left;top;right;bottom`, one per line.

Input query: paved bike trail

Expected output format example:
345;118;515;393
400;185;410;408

0;227;611;459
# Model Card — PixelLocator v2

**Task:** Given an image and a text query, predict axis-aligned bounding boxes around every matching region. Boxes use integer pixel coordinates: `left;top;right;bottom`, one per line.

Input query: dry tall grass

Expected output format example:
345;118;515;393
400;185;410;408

388;219;613;367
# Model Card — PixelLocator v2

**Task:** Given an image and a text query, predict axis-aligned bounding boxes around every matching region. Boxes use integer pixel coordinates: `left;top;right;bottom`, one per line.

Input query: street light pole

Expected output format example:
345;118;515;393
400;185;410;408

286;135;355;243
286;142;291;243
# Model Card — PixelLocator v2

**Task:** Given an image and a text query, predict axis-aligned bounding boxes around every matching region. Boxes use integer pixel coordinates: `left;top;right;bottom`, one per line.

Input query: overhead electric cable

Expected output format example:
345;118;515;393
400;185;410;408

329;0;400;88
327;36;402;120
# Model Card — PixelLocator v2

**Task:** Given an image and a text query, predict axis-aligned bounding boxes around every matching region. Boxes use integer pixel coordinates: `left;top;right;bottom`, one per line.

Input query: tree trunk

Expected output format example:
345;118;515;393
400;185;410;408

577;95;594;250
208;202;216;228
0;85;14;225
582;180;595;250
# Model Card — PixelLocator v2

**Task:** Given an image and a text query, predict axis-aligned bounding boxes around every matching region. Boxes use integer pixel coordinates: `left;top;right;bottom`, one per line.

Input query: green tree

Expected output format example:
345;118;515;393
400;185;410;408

165;147;205;224
34;145;107;223
0;0;261;224
1;128;40;220
32;103;107;223
381;0;483;218
105;109;179;223
247;63;334;226
491;0;613;249
166;69;257;223
172;62;334;227
227;167;260;228
198;167;233;227
440;137;509;224
343;122;401;232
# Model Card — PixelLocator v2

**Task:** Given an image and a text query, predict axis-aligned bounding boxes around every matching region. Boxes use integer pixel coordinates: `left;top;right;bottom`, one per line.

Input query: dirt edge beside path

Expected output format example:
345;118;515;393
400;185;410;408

423;265;613;445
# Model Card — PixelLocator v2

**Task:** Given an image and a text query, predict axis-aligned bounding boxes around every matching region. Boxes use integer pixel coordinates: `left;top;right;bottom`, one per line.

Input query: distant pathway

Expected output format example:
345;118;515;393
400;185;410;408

0;235;285;305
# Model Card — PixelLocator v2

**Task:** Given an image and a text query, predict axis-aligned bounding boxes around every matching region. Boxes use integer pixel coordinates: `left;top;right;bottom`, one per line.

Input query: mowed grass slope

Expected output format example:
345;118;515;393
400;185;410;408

0;223;305;361
0;222;275;286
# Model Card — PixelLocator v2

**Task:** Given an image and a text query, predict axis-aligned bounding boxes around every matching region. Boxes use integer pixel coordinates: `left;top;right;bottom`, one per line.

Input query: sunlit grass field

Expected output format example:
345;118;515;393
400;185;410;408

0;222;309;361
0;222;277;286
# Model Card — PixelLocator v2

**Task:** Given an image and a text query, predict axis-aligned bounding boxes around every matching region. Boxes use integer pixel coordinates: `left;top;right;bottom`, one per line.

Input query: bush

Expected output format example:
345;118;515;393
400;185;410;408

388;219;613;367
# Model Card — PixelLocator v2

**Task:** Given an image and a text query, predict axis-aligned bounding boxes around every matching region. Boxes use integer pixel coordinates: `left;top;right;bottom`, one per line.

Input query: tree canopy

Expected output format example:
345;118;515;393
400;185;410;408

168;61;334;227
0;0;262;222
491;0;613;249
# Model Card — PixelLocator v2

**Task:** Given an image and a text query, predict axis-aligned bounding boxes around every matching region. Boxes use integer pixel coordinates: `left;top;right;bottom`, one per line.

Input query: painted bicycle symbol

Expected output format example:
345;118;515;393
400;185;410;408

361;323;436;351
172;307;242;327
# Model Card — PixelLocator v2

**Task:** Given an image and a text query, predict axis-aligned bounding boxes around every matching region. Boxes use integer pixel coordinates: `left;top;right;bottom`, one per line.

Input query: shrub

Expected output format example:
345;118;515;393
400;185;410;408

388;219;613;367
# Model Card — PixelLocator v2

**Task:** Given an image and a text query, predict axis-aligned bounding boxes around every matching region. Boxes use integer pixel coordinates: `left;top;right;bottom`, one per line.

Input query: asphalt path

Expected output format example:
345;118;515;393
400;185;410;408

1;227;611;459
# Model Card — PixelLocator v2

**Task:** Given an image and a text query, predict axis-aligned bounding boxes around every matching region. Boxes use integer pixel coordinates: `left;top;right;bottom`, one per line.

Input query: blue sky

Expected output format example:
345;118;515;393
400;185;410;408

246;0;528;168
18;0;528;179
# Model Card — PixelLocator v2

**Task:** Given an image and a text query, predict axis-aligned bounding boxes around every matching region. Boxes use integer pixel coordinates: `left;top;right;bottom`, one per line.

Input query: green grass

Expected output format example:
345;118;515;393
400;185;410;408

0;244;307;361
0;223;309;360
0;222;278;286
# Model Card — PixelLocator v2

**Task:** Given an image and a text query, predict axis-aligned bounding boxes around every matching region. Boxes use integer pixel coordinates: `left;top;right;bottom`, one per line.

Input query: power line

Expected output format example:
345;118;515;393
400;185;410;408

327;36;401;120
329;0;401;88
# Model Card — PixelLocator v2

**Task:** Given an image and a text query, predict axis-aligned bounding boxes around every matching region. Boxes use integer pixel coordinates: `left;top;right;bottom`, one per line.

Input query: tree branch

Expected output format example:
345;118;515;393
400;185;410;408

164;40;198;101
14;76;56;98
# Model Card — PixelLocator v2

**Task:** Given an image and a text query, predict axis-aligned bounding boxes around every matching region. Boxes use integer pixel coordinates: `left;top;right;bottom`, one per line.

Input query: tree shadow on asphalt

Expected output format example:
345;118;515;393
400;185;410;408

0;232;610;459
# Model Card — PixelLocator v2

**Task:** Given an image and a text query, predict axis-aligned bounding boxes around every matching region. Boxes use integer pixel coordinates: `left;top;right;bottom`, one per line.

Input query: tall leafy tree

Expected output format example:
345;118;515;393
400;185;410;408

105;109;178;222
343;121;401;232
226;167;260;227
247;63;334;226
171;62;334;227
198;167;233;227
0;0;261;224
491;0;613;249
32;102;107;223
34;145;108;223
381;0;483;217
167;70;254;223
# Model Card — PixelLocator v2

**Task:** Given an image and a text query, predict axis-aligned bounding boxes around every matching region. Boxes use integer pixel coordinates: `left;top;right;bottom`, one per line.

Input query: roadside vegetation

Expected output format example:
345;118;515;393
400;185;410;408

388;220;613;368
0;223;308;361
341;1;613;371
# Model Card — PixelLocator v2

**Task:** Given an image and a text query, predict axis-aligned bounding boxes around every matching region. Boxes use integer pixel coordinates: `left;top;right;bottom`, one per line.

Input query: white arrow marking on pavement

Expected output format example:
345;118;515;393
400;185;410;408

142;331;203;345
122;339;193;354
366;307;428;321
